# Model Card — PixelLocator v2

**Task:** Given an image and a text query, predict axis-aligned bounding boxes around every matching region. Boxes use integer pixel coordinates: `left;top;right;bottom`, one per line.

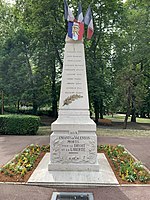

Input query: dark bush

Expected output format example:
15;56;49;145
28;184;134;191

4;107;18;114
37;110;53;116
0;115;40;135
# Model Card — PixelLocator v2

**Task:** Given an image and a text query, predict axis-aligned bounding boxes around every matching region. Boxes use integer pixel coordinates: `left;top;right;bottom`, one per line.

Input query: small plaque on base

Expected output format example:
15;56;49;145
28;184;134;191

51;192;94;200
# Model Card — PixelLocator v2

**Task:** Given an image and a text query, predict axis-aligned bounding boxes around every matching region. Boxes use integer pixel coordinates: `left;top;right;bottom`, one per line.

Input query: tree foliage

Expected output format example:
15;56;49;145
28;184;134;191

111;0;150;127
0;0;149;124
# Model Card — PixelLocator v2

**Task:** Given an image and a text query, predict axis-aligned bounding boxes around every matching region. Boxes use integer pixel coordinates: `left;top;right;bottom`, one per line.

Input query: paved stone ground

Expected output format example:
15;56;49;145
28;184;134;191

0;135;49;166
0;184;150;200
0;135;150;200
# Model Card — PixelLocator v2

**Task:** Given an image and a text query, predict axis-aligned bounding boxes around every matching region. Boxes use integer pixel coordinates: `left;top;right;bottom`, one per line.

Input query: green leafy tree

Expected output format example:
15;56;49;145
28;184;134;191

84;0;124;123
111;0;150;127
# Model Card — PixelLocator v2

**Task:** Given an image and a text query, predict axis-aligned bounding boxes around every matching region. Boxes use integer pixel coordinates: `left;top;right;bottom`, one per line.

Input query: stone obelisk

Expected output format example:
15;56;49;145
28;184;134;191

48;36;99;171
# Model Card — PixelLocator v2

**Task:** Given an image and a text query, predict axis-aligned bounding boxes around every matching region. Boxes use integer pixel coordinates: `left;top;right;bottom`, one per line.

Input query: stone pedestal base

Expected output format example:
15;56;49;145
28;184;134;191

49;131;99;172
48;116;99;172
28;153;119;186
48;131;99;171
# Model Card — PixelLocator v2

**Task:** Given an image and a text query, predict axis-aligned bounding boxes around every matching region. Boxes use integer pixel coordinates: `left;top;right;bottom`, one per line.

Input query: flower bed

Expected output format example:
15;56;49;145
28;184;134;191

98;144;150;184
0;144;149;184
0;144;49;182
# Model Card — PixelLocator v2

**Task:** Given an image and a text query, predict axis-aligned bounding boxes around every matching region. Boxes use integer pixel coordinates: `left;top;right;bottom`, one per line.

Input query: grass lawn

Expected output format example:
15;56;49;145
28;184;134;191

105;114;150;123
38;126;51;135
96;128;150;137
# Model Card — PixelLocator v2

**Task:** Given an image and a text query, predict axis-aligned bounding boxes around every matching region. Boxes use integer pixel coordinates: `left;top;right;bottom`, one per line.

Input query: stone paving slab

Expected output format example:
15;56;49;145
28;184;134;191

28;153;119;186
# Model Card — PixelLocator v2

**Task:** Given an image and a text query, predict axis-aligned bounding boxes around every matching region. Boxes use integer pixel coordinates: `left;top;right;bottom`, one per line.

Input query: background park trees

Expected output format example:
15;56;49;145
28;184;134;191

0;0;149;126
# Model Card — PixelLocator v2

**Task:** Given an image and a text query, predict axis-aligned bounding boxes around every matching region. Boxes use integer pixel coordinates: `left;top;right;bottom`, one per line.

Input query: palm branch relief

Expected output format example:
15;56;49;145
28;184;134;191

63;94;83;106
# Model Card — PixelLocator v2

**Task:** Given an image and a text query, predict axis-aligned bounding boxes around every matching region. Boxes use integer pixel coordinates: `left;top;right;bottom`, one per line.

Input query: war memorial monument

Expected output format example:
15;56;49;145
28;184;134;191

28;1;118;186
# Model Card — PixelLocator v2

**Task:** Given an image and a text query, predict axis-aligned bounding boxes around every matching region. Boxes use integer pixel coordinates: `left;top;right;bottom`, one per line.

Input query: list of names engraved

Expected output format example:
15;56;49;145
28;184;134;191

64;50;84;96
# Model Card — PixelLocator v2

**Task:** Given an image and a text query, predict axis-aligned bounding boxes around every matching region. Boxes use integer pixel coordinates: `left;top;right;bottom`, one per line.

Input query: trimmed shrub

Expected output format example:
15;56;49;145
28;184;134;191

0;115;40;135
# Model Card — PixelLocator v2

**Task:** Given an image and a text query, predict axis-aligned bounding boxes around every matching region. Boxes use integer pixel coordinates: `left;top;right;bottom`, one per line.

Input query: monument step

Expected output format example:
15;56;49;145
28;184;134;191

48;162;99;171
28;153;119;186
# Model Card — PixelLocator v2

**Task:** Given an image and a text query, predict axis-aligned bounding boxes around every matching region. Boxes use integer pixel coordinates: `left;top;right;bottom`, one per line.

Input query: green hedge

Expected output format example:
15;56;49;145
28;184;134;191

0;115;40;135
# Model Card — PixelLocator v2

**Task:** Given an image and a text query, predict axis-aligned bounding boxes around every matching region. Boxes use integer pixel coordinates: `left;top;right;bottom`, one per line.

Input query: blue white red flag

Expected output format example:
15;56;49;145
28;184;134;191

77;2;84;23
68;21;84;41
76;2;84;40
64;1;84;41
64;0;74;22
84;6;94;39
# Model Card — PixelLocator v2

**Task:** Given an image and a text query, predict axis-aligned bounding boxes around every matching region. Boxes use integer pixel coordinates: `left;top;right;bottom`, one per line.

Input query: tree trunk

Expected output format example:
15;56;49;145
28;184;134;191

23;43;38;115
17;99;20;113
124;114;128;129
131;113;136;122
131;96;136;122
32;100;38;115
124;86;131;129
51;59;58;119
147;103;150;118
94;100;99;124
140;111;146;118
100;98;103;119
1;90;4;115
51;33;63;69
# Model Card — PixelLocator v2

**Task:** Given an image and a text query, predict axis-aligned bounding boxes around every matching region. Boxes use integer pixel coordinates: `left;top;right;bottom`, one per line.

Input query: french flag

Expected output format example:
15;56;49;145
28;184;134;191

84;6;94;40
77;2;84;39
68;21;83;41
77;2;84;23
64;0;74;22
67;2;84;41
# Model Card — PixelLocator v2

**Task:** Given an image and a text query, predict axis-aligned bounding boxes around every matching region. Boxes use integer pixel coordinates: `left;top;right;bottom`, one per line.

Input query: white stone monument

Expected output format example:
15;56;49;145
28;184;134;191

28;36;118;186
48;36;99;171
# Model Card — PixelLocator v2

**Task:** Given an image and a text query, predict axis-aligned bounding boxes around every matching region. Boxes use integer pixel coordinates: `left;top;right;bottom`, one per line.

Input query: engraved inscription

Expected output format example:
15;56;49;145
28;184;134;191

63;49;85;97
51;135;97;164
